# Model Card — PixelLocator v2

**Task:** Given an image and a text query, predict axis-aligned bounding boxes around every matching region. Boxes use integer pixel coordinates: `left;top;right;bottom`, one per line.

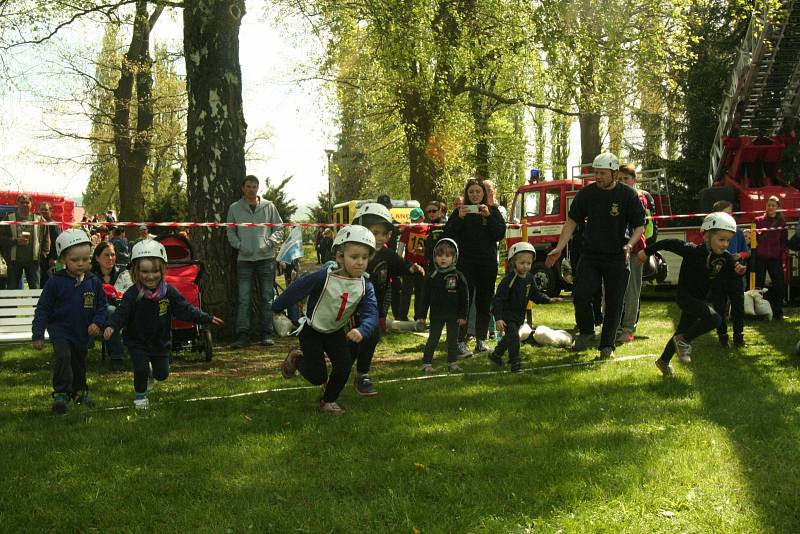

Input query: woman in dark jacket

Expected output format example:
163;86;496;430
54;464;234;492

444;178;506;355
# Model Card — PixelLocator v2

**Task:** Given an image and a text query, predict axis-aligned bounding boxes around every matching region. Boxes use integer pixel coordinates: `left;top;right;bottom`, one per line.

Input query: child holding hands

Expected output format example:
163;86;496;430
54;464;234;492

104;240;223;409
490;242;563;372
32;229;108;413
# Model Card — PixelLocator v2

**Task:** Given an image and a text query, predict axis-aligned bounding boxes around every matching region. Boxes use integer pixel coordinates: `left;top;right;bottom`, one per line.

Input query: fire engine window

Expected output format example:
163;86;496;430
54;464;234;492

545;189;560;215
525;191;540;216
511;193;522;222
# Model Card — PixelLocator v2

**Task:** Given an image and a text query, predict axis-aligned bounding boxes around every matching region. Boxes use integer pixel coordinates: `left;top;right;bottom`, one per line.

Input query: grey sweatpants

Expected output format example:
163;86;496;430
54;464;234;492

620;258;643;332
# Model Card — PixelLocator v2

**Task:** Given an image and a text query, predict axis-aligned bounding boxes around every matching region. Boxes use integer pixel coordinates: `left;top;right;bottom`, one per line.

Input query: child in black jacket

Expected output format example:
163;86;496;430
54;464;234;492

490;242;563;372
104;240;223;409
637;212;746;377
350;203;424;395
419;238;469;372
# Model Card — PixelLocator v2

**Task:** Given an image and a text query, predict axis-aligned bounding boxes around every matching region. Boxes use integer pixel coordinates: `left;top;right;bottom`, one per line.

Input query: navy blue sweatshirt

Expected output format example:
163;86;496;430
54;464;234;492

271;266;379;339
644;239;740;300
420;269;469;322
492;271;552;324
109;284;212;355
367;246;413;318
32;270;107;346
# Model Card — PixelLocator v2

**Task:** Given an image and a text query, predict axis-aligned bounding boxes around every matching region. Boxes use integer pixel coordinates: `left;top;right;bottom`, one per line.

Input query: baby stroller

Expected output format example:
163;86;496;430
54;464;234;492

156;233;214;361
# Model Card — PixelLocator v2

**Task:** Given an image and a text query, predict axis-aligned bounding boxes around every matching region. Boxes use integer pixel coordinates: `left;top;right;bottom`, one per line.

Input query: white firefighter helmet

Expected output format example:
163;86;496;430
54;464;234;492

332;225;376;252
701;212;737;233
353;202;393;228
592;152;620;171
507;241;536;263
433;237;459;264
131;239;169;263
55;229;91;256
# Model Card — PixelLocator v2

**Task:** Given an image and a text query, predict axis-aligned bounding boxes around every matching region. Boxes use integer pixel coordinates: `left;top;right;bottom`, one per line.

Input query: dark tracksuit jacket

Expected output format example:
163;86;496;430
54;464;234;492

491;271;552;363
420;268;470;363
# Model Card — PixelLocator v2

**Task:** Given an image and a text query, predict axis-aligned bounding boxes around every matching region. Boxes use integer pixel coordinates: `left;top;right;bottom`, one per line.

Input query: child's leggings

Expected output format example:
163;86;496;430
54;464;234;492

297;326;351;403
493;321;521;364
130;351;170;394
52;341;88;396
423;318;459;364
660;294;722;363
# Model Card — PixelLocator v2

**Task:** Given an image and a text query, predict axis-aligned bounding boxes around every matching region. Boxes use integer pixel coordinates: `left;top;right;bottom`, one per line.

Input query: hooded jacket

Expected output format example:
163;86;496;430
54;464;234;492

32;270;107;346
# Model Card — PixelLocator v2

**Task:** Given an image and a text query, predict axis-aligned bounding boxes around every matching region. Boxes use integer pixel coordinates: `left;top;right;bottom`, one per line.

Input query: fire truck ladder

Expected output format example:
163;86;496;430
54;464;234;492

708;0;800;186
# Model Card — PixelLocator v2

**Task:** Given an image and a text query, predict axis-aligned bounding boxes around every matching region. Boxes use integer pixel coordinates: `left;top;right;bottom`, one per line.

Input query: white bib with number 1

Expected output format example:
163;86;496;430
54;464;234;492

308;271;367;333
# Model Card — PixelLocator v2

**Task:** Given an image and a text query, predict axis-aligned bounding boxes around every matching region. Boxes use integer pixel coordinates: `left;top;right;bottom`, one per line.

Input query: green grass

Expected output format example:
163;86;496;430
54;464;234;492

2;300;800;532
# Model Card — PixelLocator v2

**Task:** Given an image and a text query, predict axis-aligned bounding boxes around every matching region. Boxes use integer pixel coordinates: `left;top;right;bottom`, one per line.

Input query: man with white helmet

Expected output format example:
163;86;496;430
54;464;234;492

272;225;379;414
489;242;563;372
545;152;646;360
637;211;747;377
226;174;284;348
32;229;107;413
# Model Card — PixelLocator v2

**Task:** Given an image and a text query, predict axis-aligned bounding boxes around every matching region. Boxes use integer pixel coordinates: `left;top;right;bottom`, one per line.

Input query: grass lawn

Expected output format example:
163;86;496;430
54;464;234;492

2;298;800;532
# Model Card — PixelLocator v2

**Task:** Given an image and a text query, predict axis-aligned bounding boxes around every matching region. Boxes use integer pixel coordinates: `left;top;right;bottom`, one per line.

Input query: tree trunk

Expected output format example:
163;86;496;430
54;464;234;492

113;0;161;236
470;90;490;180
184;0;247;336
400;90;439;203
579;112;601;165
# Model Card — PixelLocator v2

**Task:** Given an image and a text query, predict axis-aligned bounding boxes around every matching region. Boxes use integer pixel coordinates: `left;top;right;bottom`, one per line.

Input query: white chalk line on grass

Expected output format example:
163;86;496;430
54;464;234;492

99;353;659;412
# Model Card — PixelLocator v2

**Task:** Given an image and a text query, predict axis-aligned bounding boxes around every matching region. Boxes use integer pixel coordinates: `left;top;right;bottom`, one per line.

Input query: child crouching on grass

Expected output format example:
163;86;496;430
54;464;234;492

637;212;747;377
489;242;563;373
104;240;223;410
418;238;469;373
32;229;108;414
272;225;379;415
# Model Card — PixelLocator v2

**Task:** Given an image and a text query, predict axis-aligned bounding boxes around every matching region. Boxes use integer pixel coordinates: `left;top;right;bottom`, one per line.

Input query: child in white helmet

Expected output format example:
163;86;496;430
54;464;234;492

490;242;563;372
272;225;379;414
637;212;747;377
418;238;469;372
32;229;108;413
104;240;223;409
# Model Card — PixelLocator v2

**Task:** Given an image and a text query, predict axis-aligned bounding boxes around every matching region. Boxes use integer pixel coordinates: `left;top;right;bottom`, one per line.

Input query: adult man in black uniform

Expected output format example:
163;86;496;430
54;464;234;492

545;152;645;360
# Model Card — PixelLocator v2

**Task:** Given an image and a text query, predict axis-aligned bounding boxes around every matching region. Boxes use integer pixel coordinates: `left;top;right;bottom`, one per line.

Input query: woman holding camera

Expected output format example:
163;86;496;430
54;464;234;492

444;178;506;357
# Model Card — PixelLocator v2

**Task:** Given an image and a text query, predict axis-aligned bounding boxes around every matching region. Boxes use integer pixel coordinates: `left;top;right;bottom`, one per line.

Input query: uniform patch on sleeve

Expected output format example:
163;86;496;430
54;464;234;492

159;298;170;316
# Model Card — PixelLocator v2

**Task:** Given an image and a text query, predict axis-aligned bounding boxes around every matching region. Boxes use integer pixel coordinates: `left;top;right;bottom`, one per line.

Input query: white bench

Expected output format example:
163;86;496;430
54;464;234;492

0;289;44;344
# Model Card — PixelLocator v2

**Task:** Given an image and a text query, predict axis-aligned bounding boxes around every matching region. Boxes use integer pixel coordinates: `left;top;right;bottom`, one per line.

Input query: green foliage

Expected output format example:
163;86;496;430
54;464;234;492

308;189;333;224
262;175;298;222
144;175;188;233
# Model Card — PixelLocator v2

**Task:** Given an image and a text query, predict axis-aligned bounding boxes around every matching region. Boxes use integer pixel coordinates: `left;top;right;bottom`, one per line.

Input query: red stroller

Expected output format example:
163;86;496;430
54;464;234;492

156;233;214;361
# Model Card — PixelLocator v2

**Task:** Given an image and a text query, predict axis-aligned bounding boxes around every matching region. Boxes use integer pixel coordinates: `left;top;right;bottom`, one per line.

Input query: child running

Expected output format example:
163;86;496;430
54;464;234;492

637;212;747;377
273;225;379;414
489;242;563;372
710;200;749;348
32;229;108;413
104;240;223;409
418;238;469;372
350;203;425;395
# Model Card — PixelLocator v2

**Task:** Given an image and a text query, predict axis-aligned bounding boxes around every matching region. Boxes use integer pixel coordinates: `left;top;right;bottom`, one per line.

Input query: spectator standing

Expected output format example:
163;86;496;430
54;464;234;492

318;228;334;263
397;207;429;322
754;195;788;320
545;153;645;360
38;202;61;286
226;175;284;348
444;178;506;356
0;194;51;289
110;227;131;266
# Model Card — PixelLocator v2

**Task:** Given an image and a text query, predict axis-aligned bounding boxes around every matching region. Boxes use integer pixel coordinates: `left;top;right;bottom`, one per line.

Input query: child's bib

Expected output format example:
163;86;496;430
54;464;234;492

308;272;367;333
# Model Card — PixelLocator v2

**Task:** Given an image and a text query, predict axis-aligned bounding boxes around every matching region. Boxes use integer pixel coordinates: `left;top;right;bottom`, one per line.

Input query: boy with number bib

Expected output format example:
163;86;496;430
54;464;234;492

104;241;223;409
350;203;425;395
273;225;379;414
637;212;747;377
32;229;107;413
490;242;563;373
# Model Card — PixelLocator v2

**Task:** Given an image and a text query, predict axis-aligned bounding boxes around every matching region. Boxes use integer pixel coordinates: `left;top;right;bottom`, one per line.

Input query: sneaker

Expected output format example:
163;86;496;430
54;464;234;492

595;347;615;360
456;342;473;359
319;400;344;415
572;333;594;352
354;373;378;396
672;334;692;364
52;393;69;414
282;347;302;379
261;336;275;347
421;363;435;373
74;392;96;407
733;334;746;348
510;362;522;373
718;334;729;348
231;333;249;349
655;358;674;378
474;340;490;355
488;352;503;367
615;329;634;345
134;396;149;410
448;362;463;372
